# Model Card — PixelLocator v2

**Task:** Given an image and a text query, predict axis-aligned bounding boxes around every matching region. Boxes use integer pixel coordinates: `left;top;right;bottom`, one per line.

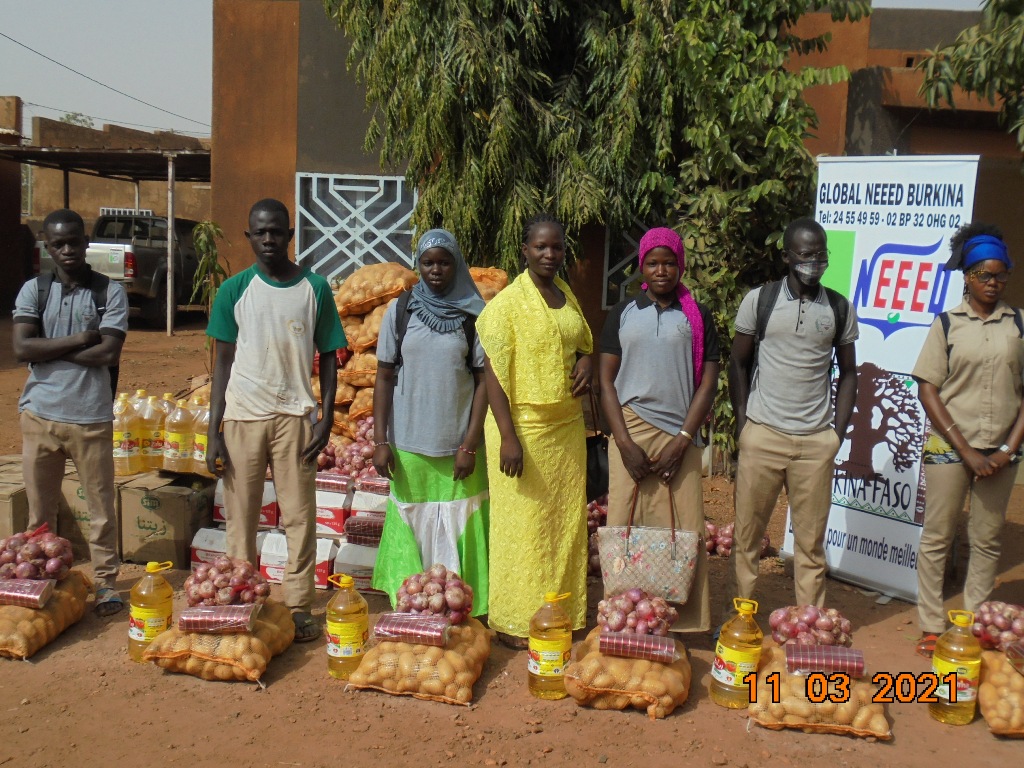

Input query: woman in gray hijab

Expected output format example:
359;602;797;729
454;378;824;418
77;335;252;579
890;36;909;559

370;229;490;616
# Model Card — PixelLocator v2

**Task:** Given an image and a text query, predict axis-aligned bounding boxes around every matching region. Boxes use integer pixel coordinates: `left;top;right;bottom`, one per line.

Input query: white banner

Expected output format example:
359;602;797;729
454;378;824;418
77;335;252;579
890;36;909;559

781;155;980;602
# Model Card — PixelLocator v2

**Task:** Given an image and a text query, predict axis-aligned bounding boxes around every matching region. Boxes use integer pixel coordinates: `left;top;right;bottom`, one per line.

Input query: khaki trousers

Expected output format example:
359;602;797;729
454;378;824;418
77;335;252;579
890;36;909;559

21;410;119;590
917;461;1014;634
222;416;316;613
607;408;710;632
729;421;840;610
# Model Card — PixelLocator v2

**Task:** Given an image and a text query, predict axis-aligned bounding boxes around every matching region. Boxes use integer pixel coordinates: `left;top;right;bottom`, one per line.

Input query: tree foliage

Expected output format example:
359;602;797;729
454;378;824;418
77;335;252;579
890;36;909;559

325;0;868;452
919;0;1024;151
59;112;95;128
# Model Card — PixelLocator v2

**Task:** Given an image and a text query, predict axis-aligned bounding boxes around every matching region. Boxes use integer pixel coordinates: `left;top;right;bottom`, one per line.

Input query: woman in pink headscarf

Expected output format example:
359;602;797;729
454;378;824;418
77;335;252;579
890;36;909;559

598;227;720;632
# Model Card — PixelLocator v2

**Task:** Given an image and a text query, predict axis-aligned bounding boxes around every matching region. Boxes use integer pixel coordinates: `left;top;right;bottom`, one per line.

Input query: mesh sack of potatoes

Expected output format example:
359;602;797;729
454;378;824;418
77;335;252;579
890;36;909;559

346;299;396;353
349;387;374;422
747;645;891;739
332;405;358;440
335;263;418;317
469;267;508;303
0;570;91;659
142;599;294;682
339;351;378;388
563;628;691;720
979;650;1024;736
346;617;491;705
312;375;357;406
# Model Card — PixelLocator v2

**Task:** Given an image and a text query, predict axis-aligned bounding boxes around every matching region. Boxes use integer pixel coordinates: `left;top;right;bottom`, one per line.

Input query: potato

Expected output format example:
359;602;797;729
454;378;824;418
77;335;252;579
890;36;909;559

214;664;235;681
768;702;786;720
436;658;456;685
422;645;443;665
641;678;668;698
455;670;476;687
868;713;889;735
592;672;617;690
456;686;473;704
240;653;260;671
782;697;814;720
852;706;874;731
398;651;417;678
421;678;446;697
444;682;460;700
833;699;860;725
444;649;469;674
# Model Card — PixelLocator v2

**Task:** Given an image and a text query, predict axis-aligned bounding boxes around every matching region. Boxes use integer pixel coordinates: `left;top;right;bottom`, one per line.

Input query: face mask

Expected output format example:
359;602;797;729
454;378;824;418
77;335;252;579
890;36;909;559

793;261;828;284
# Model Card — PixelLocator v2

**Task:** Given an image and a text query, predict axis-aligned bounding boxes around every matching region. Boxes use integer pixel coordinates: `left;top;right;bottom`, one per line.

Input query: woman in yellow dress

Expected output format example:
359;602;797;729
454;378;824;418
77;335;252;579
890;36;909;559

476;214;594;648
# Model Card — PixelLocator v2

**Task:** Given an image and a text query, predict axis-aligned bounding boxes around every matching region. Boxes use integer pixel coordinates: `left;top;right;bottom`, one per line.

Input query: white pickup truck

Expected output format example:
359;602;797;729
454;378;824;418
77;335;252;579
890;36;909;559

36;209;200;324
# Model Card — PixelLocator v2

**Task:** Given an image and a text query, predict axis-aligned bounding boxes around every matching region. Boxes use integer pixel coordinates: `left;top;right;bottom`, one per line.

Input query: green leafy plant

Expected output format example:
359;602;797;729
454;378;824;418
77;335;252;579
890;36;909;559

918;0;1024;151
191;221;228;368
324;0;869;458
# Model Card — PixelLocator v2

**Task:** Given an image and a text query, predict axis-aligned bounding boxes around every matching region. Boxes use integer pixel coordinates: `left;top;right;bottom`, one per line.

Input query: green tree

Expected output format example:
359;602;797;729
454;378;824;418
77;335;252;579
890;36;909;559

59;112;95;128
919;0;1024;151
325;0;868;453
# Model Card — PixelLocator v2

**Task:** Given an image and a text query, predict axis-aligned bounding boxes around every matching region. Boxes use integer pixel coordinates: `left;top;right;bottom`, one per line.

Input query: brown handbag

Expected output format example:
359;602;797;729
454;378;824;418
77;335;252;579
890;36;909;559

597;485;700;604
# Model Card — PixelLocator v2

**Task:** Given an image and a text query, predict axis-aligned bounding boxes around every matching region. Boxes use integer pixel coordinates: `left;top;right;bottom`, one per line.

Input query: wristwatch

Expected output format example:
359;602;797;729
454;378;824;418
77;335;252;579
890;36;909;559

999;444;1015;455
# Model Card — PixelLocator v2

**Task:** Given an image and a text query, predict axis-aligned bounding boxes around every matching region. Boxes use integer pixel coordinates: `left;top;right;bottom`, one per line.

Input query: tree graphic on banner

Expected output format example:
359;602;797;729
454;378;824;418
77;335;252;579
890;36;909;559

836;362;924;479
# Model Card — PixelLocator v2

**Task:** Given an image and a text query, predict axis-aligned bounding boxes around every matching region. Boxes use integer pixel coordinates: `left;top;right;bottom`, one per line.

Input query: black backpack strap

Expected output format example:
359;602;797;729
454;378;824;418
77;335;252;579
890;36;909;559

823;287;849;347
87;271;119;400
750;279;784;385
463;314;479;372
35;272;56;338
393;291;413;370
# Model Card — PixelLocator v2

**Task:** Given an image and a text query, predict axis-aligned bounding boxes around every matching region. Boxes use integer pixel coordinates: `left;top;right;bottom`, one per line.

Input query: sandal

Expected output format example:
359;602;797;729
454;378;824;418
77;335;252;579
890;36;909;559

496;631;529;650
94;587;124;617
292;611;322;643
916;632;939;658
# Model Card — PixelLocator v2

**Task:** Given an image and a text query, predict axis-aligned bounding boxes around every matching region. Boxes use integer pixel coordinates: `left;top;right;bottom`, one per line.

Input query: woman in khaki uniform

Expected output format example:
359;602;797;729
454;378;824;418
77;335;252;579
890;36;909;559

911;223;1024;657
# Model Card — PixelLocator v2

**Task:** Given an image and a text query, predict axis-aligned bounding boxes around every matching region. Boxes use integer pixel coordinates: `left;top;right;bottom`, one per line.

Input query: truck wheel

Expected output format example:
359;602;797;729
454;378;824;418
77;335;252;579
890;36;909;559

143;285;173;328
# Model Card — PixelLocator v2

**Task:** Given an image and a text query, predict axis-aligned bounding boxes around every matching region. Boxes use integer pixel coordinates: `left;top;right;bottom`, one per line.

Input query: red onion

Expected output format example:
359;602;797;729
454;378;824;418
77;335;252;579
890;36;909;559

769;607;788;630
0;550;15;566
44;557;64;575
14;562;38;579
597;589;678;635
770;605;854;647
213;555;232;572
607;609;627;632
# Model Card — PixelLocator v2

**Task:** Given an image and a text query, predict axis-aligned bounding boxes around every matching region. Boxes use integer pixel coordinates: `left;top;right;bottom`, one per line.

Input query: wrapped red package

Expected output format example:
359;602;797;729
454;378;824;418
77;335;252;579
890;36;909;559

316;473;353;494
178;604;261;634
355;476;390;496
1007;641;1024;678
0;578;55;609
785;644;865;677
344;514;385;547
598;631;679;663
373;612;450;647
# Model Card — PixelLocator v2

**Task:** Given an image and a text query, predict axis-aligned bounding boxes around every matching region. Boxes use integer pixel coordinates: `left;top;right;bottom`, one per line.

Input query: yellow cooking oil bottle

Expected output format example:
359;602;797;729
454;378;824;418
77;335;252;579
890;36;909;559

710;598;764;708
112;393;143;476
163;399;194;472
128;561;174;662
528;591;572;700
191;401;212;476
128;388;148;411
326;573;368;680
930;609;982;725
138;396;166;471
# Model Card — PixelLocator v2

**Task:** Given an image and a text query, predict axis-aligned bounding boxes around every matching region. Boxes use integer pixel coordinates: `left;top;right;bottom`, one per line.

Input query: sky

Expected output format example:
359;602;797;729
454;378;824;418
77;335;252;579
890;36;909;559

0;0;212;140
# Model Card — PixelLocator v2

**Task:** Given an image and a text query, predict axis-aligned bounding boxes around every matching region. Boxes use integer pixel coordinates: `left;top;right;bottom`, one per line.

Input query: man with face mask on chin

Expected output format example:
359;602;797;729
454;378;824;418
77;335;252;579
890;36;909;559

724;218;859;621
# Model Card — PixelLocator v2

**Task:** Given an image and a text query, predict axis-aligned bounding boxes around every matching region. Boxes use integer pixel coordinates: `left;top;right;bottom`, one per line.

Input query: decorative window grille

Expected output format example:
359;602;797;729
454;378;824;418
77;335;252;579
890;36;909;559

603;220;651;309
296;174;417;281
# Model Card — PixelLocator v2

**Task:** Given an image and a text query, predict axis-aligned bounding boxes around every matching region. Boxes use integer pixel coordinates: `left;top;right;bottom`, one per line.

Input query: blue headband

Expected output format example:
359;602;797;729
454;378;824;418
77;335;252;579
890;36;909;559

962;235;1011;270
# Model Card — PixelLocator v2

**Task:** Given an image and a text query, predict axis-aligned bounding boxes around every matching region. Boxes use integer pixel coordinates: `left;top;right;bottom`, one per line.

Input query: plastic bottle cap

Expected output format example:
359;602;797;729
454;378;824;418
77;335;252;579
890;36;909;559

162;393;174;399
176;399;188;406
148;396;158;402
544;591;570;602
145;561;173;573
118;393;129;400
733;597;758;615
329;573;354;589
948;609;974;627
136;390;146;395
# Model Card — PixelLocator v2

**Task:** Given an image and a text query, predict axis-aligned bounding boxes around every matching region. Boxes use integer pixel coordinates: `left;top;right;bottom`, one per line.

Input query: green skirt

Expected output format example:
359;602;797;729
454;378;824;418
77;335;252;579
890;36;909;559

371;448;489;616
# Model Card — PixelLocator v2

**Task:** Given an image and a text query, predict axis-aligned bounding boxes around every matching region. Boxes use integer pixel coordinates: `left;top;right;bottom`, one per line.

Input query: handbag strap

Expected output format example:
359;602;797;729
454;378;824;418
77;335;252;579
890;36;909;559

587;386;604;438
626;483;680;543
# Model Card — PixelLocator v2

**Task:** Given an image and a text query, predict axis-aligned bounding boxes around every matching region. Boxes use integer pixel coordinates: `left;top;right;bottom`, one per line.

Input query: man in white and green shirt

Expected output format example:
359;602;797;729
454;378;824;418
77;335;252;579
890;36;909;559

206;198;346;641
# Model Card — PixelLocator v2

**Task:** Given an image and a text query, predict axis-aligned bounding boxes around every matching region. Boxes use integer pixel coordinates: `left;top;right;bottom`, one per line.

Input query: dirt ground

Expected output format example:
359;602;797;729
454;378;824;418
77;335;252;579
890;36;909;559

0;315;1021;768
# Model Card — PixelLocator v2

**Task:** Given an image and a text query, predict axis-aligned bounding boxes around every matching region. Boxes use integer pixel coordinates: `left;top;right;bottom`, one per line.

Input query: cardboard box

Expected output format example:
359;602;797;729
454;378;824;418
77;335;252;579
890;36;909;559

315;488;351;536
58;472;124;561
190;527;268;570
349;488;388;514
213;479;279;528
120;473;214;568
333;540;382;593
0;482;29;540
259;531;338;589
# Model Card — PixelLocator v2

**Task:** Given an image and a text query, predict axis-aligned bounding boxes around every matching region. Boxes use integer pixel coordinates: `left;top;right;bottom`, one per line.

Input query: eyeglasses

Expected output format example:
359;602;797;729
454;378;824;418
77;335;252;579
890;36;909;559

787;250;830;261
968;269;1011;284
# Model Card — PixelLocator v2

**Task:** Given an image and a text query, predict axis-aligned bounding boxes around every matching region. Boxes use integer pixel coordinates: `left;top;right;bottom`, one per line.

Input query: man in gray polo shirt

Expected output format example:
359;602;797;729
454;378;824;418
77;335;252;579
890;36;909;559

727;218;858;612
12;208;129;616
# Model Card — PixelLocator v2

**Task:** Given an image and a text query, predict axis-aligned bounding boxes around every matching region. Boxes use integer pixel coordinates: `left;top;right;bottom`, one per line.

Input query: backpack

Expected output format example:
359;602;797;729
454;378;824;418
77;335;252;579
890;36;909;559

392;290;478;373
937;308;1024;373
750;278;849;384
35;271;120;399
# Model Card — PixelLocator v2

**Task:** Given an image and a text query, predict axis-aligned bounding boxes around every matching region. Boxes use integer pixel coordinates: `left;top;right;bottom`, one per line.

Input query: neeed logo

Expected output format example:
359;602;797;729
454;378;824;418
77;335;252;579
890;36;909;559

853;239;951;338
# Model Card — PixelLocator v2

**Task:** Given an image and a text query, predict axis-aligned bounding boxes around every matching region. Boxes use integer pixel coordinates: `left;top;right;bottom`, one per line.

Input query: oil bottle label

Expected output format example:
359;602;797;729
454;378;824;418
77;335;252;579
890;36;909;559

113;431;139;458
527;636;571;677
128;604;172;642
326;617;368;657
164;433;190;459
141;430;164;457
193;433;208;462
711;642;761;687
932;656;980;702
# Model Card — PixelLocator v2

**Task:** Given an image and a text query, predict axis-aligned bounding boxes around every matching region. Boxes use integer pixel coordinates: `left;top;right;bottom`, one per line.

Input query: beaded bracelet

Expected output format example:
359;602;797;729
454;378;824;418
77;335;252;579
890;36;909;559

373;441;388;447
459;445;477;456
